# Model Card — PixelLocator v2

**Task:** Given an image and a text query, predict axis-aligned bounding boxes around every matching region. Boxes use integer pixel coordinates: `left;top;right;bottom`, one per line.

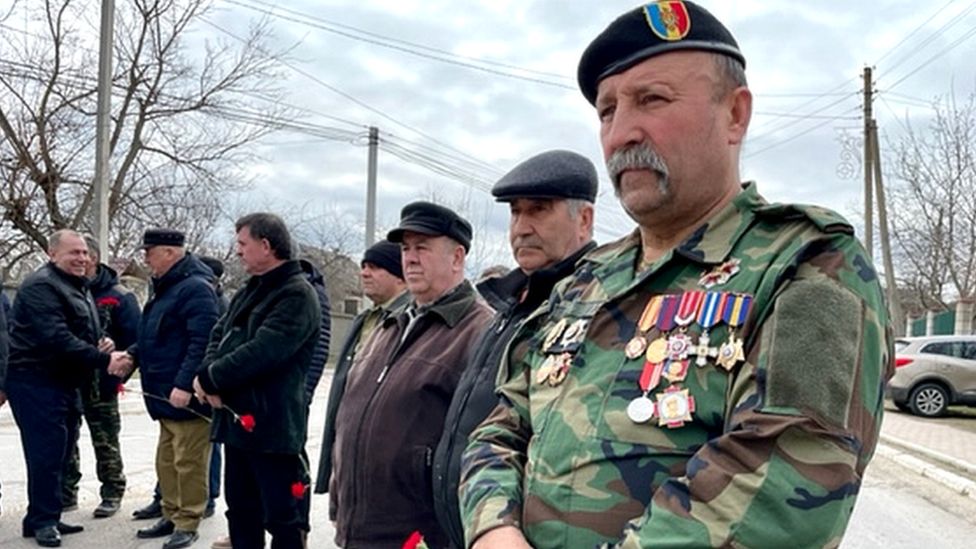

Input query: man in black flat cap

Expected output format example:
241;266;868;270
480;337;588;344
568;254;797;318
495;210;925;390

462;2;892;549
112;228;220;549
330;201;493;548
313;240;409;497
431;150;598;548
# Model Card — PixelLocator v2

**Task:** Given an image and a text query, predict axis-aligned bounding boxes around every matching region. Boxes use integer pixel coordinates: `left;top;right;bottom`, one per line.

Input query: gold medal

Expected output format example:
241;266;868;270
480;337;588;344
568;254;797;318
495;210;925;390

661;359;689;384
625;336;648;360
542;318;568;352
716;337;739;370
656;386;696;428
645;337;668;364
547;353;573;386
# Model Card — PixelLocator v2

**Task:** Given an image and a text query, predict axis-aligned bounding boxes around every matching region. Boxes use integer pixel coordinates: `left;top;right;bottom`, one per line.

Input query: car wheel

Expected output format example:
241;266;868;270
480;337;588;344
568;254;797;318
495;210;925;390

908;383;949;417
893;400;910;413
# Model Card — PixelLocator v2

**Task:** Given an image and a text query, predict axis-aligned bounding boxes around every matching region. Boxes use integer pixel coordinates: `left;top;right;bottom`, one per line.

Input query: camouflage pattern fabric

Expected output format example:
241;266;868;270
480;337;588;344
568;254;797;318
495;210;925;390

460;183;894;548
62;371;126;504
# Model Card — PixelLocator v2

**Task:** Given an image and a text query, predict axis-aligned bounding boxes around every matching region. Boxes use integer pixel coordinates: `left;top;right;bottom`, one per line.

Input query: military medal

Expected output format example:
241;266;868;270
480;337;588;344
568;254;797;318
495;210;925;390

560;319;588;347
716;293;753;370
542;318;567;352
661;359;689;383
646;294;679;361
547;353;573;386
698;258;741;289
625;295;663;359
667;291;703;360
627;358;664;423
656;386;696;428
694;291;726;366
536;355;557;384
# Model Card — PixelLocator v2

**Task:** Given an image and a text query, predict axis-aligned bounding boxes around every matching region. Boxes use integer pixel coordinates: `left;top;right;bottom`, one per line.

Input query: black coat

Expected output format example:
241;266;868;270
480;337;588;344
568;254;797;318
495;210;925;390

89;264;141;400
7;263;109;388
0;293;9;393
133;254;219;421
431;242;595;547
313;290;410;494
198;260;320;454
299;259;332;405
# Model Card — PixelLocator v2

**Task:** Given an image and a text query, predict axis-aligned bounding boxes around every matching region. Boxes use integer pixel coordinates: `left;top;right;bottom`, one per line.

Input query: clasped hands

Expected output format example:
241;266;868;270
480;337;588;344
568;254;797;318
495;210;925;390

105;337;134;378
192;376;223;409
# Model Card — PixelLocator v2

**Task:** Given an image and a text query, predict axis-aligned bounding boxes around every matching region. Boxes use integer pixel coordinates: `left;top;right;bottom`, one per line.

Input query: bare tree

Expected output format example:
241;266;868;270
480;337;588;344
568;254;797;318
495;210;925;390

889;91;976;310
0;0;289;277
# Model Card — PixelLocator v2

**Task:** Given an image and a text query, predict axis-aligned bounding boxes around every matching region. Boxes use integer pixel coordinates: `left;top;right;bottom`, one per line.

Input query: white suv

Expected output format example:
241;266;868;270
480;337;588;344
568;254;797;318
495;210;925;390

887;335;976;417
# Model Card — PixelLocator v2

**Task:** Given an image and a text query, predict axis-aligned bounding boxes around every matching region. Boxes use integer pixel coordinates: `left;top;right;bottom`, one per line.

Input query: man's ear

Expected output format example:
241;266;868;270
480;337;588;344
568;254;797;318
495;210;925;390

726;86;752;146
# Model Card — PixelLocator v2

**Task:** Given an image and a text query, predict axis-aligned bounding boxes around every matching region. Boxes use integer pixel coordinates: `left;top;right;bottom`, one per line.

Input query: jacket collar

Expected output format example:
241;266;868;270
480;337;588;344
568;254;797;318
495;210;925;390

47;262;90;289
247;260;303;289
393;280;479;329
477;240;597;310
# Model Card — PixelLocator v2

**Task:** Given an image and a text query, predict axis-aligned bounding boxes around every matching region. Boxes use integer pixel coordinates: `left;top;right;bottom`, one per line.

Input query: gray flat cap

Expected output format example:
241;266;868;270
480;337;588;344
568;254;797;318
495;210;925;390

491;150;598;203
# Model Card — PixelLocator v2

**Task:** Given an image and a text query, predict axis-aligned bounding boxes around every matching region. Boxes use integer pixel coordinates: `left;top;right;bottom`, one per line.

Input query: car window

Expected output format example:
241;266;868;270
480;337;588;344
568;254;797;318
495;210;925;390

919;340;976;358
964;342;976;360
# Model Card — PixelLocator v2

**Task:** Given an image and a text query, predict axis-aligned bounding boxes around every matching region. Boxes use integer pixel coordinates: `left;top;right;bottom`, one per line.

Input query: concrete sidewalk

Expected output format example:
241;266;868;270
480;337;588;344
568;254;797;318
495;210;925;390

0;378;339;549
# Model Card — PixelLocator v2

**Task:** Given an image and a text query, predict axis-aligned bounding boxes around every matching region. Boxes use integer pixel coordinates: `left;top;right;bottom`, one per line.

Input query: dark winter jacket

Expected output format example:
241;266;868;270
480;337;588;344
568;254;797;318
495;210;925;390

0;294;8;393
314;289;410;494
198;260;320;454
89;264;141;400
330;281;492;549
6;263;109;389
299;259;332;405
432;242;595;547
132;253;219;421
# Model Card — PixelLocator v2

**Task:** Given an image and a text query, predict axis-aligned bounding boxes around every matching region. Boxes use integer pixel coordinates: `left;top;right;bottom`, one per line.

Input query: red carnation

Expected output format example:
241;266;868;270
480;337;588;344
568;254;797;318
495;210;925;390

116;383;126;394
96;296;121;308
239;414;256;432
290;481;306;499
402;531;424;549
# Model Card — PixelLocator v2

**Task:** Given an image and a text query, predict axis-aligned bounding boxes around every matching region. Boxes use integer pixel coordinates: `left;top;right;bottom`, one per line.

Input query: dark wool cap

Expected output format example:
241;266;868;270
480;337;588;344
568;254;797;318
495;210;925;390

578;1;745;105
387;201;473;252
199;256;225;278
141;228;185;249
492;150;598;203
362;240;404;280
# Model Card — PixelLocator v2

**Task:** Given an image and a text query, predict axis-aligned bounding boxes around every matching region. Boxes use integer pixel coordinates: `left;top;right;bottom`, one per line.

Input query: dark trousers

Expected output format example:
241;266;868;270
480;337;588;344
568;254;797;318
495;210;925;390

6;377;81;531
224;445;307;549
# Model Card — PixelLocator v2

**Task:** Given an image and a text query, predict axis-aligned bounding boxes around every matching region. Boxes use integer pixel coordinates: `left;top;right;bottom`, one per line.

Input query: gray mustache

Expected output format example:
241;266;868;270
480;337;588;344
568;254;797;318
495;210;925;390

606;144;670;186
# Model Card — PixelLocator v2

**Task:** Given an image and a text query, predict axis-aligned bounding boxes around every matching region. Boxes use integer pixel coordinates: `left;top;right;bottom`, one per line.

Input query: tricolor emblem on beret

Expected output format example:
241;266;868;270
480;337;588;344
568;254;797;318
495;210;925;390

643;1;691;41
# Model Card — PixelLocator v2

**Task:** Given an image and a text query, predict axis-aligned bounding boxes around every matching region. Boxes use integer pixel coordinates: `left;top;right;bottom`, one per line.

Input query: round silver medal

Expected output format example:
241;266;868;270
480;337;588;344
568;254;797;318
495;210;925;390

626;396;655;423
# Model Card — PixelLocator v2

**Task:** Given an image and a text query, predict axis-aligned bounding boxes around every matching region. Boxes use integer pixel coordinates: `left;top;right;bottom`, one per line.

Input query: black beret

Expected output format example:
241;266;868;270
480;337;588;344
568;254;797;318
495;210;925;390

387;201;473;252
362;240;404;280
492;150;598;203
578;1;745;105
141;228;185;249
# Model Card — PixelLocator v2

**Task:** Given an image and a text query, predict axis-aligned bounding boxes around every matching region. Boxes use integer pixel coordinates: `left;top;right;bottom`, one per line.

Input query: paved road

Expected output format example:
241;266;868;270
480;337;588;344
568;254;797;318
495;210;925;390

1;378;974;548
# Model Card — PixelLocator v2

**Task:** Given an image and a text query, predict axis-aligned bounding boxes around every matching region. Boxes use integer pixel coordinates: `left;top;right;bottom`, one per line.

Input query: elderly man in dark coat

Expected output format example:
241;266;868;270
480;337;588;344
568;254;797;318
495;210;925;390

116;229;219;549
194;212;321;549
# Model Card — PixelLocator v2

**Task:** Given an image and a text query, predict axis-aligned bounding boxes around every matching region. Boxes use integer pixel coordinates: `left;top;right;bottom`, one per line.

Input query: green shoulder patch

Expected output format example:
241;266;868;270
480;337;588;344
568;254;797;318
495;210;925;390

754;203;854;235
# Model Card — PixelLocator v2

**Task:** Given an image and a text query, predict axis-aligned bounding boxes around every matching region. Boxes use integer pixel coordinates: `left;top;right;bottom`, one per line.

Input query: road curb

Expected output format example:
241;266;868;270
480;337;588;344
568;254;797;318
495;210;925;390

876;443;976;500
880;433;976;477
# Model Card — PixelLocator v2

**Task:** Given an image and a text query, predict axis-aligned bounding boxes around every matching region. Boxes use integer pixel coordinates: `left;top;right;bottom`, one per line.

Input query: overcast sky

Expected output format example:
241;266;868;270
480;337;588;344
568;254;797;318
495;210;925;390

50;0;976;269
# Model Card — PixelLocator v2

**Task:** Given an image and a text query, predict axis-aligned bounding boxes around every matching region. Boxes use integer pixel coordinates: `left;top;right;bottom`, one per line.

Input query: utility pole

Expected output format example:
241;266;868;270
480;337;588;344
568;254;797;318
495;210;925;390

93;0;114;259
871;121;904;334
364;126;379;249
862;66;874;259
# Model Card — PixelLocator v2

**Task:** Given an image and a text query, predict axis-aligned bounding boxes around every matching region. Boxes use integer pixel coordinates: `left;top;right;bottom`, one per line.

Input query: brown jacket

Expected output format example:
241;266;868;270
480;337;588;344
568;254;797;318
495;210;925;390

331;280;493;549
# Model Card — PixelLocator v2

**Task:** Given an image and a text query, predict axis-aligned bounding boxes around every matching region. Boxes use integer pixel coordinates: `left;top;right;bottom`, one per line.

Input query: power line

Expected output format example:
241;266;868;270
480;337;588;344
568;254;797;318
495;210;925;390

872;0;961;68
883;21;976;92
219;0;575;90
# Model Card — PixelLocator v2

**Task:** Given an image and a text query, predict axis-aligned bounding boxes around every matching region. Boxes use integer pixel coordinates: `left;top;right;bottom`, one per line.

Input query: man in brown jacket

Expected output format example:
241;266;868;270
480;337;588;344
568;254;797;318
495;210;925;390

330;201;493;548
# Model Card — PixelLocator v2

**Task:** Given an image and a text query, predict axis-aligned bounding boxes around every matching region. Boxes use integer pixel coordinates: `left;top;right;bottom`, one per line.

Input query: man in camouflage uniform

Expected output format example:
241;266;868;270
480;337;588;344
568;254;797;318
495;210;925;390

61;236;141;518
459;2;894;548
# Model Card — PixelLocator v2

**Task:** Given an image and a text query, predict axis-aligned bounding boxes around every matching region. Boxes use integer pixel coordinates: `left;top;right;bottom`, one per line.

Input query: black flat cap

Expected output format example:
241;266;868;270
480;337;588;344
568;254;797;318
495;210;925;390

387;201;473;252
141;228;185;249
492;150;598;203
578;1;745;105
199;256;225;278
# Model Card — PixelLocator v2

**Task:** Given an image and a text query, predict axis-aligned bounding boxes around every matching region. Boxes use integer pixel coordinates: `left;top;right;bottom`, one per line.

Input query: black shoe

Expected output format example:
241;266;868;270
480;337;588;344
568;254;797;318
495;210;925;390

133;500;163;520
137;518;175;539
162;530;199;549
23;522;84;537
93;499;120;518
203;504;215;519
33;526;61;547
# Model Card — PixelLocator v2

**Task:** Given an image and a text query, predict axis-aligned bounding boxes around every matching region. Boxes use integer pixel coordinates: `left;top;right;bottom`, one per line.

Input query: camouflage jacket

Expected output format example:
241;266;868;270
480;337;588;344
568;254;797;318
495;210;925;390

460;183;894;548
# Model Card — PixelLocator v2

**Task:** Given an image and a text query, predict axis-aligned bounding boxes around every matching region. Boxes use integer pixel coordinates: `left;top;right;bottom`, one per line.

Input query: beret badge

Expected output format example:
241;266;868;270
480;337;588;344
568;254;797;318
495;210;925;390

644;1;691;42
